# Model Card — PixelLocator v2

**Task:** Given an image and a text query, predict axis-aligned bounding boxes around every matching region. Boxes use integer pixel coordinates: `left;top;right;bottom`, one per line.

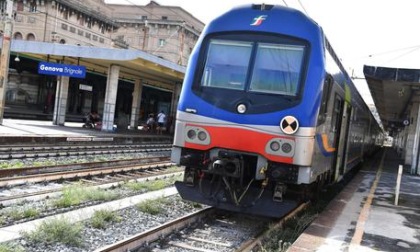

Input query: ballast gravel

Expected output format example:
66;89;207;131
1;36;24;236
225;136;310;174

5;196;200;252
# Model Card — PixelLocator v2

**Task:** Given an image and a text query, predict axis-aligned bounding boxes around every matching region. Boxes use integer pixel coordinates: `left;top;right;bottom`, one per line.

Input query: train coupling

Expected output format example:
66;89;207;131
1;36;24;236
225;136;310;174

184;169;195;187
209;151;243;178
273;183;287;202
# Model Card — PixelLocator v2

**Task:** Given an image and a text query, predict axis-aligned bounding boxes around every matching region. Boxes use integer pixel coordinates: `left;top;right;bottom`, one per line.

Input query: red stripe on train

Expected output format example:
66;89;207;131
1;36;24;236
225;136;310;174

184;124;294;163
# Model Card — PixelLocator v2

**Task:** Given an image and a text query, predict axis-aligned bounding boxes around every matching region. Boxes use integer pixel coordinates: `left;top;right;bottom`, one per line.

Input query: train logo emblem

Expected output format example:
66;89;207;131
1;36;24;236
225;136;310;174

251;15;267;26
280;116;299;134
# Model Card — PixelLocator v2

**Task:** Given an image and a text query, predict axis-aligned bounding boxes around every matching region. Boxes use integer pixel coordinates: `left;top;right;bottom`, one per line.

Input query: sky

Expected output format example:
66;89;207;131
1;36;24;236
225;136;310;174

105;0;420;105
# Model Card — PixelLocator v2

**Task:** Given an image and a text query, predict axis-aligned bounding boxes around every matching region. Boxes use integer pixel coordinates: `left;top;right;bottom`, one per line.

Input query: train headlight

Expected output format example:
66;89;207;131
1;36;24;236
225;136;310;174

270;141;280;151
187;129;196;139
266;138;295;157
198;131;207;141
184;126;211;145
281;143;292;153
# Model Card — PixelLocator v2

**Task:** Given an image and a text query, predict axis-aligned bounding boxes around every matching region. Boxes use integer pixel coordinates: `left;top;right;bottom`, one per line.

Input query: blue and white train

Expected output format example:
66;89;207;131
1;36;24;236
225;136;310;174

171;4;383;217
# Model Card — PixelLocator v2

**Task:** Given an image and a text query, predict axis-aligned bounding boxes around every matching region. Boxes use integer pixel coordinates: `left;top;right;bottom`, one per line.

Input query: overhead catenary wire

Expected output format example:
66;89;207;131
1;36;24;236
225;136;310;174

384;46;420;65
368;44;420;58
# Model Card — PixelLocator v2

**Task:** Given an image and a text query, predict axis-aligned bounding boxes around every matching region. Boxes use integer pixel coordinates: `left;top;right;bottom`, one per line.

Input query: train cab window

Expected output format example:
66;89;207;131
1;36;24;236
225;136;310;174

201;39;252;90
249;43;304;96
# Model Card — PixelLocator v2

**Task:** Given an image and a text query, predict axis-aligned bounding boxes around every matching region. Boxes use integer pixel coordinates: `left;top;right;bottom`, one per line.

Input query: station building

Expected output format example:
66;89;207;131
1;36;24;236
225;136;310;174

0;0;204;130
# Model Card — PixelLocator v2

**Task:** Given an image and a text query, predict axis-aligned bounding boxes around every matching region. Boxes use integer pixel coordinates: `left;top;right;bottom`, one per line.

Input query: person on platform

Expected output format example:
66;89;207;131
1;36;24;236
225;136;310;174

146;113;155;132
157;110;166;135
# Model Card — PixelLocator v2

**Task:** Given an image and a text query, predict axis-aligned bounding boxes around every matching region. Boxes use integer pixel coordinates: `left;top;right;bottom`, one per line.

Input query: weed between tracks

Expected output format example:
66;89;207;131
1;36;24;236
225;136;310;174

53;184;120;208
22;217;84;247
2;207;40;223
124;174;182;192
90;209;122;229
0;161;25;169
136;197;170;215
0;243;25;252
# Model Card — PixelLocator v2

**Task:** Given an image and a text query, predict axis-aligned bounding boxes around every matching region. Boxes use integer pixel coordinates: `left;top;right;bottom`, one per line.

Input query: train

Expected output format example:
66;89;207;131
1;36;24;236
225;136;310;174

171;4;383;217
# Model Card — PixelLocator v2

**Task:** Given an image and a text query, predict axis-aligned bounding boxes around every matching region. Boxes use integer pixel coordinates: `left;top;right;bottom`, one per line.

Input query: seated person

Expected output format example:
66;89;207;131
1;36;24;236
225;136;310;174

90;111;101;124
146;114;155;132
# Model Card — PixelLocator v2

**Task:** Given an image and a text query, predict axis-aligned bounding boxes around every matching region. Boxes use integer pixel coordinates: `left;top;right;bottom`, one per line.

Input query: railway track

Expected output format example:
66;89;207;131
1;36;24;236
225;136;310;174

0;156;174;187
0;143;172;161
0;162;181;207
0;156;171;178
95;203;309;252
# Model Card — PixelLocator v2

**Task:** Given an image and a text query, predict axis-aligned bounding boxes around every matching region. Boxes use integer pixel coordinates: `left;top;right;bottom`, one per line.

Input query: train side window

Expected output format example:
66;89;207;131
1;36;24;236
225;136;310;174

331;95;343;133
317;76;332;125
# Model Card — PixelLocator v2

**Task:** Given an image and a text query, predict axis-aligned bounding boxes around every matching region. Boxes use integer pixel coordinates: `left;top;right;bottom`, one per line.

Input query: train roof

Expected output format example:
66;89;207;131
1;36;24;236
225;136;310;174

202;4;323;42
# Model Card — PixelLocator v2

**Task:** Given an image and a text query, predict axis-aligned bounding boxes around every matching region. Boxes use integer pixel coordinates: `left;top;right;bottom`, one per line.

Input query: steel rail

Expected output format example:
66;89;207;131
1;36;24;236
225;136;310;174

94;207;215;252
0;145;172;160
236;202;310;252
0;143;172;153
0;160;175;187
0;156;170;178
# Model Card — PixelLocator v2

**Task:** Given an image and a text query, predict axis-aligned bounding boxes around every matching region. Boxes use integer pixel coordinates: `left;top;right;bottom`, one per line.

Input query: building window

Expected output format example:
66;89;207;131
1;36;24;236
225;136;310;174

26;33;35;41
0;1;6;14
29;1;37;12
141;16;147;20
159;39;165;47
99;38;104;43
17;1;24;11
92;35;98;41
162;16;168;20
14;32;23;40
78;29;83;36
63;10;68;20
70;27;76;33
61;23;68;30
59;39;66;44
85;33;91;39
15;15;23;22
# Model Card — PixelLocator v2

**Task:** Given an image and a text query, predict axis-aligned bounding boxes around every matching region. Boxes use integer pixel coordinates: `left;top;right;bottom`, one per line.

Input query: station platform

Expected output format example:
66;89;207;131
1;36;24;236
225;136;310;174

288;148;420;252
0;119;172;145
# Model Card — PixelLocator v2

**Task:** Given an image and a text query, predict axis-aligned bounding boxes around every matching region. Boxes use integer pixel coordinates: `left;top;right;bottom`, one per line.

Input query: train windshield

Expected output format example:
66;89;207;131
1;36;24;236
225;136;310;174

201;39;305;96
201;40;253;90
249;43;304;96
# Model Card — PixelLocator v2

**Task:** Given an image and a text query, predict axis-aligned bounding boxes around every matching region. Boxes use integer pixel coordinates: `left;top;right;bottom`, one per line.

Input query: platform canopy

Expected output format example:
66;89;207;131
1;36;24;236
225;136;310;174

9;39;185;91
364;65;420;135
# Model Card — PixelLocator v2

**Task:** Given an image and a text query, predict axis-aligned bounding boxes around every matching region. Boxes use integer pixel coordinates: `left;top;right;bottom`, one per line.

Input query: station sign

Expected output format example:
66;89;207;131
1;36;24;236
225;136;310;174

38;62;86;79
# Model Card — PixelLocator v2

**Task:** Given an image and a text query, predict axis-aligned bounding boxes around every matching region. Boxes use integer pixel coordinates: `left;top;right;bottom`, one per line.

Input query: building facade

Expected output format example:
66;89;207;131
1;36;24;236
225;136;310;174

8;0;204;65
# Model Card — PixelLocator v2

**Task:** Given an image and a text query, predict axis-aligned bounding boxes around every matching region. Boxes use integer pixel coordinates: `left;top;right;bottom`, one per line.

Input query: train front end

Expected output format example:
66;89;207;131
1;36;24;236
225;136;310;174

171;4;325;217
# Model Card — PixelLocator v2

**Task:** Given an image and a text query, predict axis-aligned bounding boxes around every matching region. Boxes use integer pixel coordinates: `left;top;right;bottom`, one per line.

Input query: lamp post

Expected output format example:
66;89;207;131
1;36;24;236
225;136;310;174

0;0;14;125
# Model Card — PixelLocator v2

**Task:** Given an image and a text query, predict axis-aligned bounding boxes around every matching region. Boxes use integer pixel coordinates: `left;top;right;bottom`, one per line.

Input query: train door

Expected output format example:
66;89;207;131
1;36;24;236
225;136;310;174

330;95;351;181
339;104;352;175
